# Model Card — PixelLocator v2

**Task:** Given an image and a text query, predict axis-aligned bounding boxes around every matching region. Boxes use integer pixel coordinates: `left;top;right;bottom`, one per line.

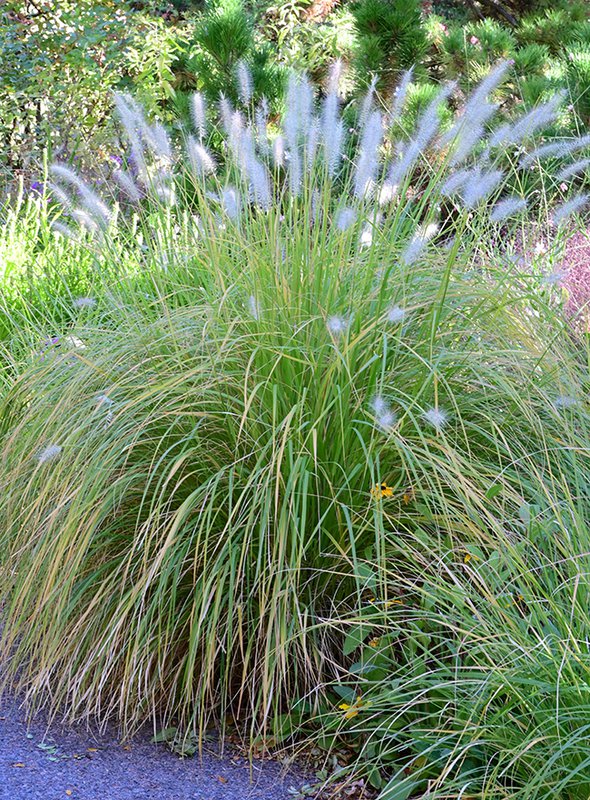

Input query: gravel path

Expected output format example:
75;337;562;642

0;694;312;800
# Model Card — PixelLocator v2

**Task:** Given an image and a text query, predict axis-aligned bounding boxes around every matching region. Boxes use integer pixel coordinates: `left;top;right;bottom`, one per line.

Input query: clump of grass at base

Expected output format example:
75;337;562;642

324;490;590;798
0;61;589;756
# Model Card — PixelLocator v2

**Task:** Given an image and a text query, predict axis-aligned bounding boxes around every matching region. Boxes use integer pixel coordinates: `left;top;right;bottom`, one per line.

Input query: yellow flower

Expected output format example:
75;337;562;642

402;488;415;505
338;702;357;719
368;597;403;607
371;482;393;499
368;637;381;648
338;695;366;719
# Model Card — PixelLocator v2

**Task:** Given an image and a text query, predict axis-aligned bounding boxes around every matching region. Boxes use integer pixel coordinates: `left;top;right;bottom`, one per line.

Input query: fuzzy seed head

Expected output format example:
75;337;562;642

554;395;579;409
557;158;590;181
36;444;62;464
187;137;217;177
553;194;590;226
191;92;207;138
248;295;261;320
221;186;240;220
113;169;142;203
237;60;253;104
327;315;349;335
423;407;448;430
73;297;96;309
389;68;414;121
489;196;527;222
335;207;357;232
371;396;397;431
387;305;406;324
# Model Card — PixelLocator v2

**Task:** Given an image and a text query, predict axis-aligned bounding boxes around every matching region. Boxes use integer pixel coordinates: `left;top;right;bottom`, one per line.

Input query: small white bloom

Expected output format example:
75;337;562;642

371;396;389;416
360;225;373;248
554;395;579;409
377;409;397;429
96;393;114;426
327;316;349;335
73;297;96;309
371;396;397;431
533;240;547;256
64;335;86;350
387;305;406;324
423;407;448;430
36;444;62;464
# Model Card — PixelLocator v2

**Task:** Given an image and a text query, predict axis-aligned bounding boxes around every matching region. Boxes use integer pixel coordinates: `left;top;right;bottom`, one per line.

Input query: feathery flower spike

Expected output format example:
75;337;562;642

36;444;62;465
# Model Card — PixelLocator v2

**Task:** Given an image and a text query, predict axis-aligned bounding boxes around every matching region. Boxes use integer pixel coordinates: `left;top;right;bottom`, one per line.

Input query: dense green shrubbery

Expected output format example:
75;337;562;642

325;508;590;797
350;0;428;91
172;0;286;114
0;0;189;185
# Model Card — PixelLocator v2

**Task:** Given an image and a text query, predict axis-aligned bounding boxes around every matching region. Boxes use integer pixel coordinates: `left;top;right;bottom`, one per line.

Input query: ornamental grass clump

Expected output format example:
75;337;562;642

0;61;589;753
325;501;590;797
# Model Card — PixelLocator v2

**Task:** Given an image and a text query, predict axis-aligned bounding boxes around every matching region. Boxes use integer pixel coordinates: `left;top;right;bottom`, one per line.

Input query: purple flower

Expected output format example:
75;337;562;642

38;336;61;360
109;154;123;167
30;181;44;194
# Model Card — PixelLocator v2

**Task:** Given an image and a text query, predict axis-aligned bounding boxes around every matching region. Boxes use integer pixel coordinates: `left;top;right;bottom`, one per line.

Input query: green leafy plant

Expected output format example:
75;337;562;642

260;0;353;84
567;44;590;127
512;42;551;75
517;9;585;55
0;0;187;189
324;503;590;797
350;0;428;92
176;0;285;108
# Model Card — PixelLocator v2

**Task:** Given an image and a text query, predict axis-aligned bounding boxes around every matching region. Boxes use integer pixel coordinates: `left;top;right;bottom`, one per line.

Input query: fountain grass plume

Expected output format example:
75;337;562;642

191;92;207;140
354;111;383;200
43;60;590;243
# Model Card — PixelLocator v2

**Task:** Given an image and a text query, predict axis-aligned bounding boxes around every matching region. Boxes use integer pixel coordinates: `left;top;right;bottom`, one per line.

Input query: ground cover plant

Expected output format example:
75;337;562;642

1;59;590;799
